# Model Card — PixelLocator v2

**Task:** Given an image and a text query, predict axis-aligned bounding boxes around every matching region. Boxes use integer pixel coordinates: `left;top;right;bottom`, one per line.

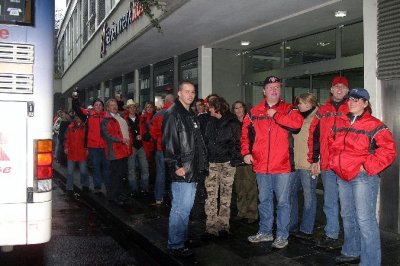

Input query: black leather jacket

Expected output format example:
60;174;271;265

162;99;208;183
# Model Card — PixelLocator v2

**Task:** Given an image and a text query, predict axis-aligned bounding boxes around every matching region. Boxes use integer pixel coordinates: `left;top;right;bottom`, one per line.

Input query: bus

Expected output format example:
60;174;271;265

0;0;54;251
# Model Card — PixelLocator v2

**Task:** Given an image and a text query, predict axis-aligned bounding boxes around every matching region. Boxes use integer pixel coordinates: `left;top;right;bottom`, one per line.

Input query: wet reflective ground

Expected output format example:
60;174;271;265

0;179;158;266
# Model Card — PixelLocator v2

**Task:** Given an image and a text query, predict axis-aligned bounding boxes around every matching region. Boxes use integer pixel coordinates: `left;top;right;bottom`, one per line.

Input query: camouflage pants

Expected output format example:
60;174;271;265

205;162;236;234
234;164;258;220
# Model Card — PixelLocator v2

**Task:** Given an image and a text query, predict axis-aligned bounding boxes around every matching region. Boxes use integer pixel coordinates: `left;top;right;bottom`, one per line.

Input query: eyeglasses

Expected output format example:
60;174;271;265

348;97;362;102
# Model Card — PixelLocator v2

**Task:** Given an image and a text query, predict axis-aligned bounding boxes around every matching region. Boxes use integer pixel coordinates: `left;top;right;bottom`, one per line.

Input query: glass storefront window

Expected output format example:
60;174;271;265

154;60;174;89
312;72;339;104
342;22;363;57
284;76;310;104
248;43;282;73
180;57;198;84
285;29;336;66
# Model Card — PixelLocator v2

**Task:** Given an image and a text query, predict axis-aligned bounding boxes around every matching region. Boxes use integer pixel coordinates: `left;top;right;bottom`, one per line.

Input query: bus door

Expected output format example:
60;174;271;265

0;101;28;245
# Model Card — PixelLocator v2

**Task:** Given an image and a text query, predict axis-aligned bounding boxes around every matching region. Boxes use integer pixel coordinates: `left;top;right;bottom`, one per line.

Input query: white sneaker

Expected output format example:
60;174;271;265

271;237;288;248
248;232;273;243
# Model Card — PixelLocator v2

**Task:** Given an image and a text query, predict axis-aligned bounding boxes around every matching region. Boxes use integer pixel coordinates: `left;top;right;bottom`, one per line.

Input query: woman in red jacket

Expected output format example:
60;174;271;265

64;116;88;195
329;88;397;266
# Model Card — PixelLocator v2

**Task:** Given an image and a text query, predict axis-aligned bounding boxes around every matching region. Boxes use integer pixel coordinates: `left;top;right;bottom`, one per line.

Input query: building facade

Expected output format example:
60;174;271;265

56;0;400;233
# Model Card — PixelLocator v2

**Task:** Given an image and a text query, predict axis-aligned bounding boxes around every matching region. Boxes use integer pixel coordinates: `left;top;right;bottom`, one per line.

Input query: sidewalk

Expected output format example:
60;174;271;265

53;163;400;266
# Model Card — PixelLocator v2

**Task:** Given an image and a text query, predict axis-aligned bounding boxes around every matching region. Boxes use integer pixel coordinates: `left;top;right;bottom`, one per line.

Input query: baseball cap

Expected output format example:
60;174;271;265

332;76;349;87
263;76;281;86
348;88;370;100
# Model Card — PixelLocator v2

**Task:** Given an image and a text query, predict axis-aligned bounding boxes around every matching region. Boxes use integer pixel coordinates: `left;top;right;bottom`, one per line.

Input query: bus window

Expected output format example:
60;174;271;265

0;0;34;26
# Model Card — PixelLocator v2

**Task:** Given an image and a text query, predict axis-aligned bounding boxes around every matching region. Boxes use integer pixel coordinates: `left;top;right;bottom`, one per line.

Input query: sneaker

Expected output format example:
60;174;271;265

168;247;193;257
316;236;341;249
271;237;288;249
248;232;273;243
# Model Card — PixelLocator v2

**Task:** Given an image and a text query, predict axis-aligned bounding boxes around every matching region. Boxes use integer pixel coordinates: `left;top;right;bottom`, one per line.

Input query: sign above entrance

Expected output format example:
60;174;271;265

100;1;144;58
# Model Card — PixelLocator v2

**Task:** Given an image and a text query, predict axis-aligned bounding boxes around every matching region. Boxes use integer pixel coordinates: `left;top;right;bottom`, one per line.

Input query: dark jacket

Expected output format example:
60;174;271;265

205;112;242;166
162;99;208;183
124;112;143;150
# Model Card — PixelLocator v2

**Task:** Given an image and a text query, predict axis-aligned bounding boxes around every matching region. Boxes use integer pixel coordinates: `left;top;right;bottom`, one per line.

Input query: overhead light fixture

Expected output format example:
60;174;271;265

241;41;251;46
335;10;347;18
317;41;330;47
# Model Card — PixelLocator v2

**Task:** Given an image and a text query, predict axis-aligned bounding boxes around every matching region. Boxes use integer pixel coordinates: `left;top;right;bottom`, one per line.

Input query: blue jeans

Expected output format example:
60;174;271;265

338;173;380;266
66;160;89;191
321;170;340;239
154;151;166;201
256;173;292;239
168;182;197;250
88;148;110;191
289;169;317;234
128;147;149;193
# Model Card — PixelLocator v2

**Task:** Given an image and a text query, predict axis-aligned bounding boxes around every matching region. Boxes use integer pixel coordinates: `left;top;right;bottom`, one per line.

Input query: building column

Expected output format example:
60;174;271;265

149;64;154;102
173;55;179;95
198;46;212;98
134;69;140;103
100;81;106;101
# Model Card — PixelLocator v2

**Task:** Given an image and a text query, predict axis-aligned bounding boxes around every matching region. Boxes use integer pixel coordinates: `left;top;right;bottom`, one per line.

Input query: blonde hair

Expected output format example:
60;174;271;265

297;92;319;107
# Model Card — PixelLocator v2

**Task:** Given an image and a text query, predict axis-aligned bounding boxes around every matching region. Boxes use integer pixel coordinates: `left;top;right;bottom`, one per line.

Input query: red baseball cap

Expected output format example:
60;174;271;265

332;76;349;87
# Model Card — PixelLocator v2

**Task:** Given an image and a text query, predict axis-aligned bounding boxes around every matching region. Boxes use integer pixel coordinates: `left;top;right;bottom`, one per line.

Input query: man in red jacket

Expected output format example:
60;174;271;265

151;94;175;205
72;92;109;195
308;76;349;249
101;99;132;205
241;76;303;249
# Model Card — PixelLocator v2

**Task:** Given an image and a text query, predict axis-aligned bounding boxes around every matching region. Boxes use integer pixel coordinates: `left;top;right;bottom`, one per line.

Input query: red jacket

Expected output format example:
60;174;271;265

241;99;303;174
140;111;155;158
101;113;132;160
329;111;397;181
308;98;349;171
81;108;107;149
64;121;88;161
151;101;174;151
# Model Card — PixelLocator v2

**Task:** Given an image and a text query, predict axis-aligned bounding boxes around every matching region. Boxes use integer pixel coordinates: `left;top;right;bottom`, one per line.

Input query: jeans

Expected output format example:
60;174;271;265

338;173;380;266
154;151;166;201
321;170;340;239
168;182;197;250
66;160;89;191
127;147;149;193
88;148;110;191
256;172;292;239
289;169;317;234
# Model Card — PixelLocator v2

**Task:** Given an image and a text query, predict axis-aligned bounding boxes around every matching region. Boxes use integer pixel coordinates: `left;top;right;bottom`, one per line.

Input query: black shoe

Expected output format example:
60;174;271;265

168;247;193;257
294;231;312;240
316;236;341;249
81;186;90;193
335;254;360;264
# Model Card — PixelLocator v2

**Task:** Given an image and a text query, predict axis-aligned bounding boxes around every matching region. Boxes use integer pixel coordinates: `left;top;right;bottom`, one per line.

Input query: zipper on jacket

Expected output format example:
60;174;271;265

338;116;356;177
266;120;272;173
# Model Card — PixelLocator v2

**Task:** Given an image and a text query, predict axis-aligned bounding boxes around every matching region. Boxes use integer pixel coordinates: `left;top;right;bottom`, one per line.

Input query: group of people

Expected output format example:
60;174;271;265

54;76;396;266
162;77;396;266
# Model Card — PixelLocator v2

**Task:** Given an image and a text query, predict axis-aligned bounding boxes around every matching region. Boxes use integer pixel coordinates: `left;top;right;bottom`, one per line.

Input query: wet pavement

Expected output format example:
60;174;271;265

0;178;148;265
53;162;400;266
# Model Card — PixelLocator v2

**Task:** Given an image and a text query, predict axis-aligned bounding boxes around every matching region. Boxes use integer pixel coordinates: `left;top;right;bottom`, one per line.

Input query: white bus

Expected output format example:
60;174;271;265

0;0;54;251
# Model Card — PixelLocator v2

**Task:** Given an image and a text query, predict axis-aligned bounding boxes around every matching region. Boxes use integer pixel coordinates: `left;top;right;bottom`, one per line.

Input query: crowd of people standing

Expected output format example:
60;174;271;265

54;76;396;265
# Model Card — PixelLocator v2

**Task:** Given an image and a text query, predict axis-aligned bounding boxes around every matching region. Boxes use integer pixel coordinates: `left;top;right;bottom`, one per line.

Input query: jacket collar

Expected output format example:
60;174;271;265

174;99;194;115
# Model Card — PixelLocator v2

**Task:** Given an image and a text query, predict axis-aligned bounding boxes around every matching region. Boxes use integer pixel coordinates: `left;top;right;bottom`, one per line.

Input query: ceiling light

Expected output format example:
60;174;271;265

241;41;251;46
335;10;347;18
317;41;330;47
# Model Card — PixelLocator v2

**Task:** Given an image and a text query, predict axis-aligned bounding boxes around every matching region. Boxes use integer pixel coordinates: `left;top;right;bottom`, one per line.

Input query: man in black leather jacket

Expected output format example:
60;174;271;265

162;81;208;257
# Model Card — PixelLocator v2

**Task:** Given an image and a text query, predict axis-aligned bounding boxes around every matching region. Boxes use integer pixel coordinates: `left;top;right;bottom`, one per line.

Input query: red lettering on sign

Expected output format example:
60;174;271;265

0;29;10;39
0;167;12;173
